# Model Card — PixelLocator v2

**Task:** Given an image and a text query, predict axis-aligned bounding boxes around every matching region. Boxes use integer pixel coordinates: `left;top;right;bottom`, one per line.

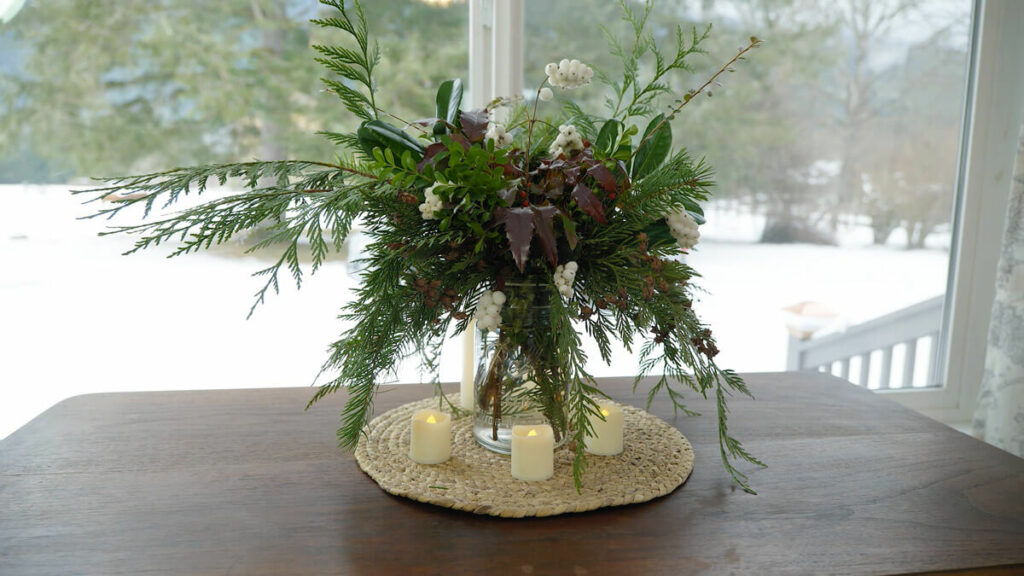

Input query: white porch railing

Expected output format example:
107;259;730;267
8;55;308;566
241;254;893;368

786;295;945;389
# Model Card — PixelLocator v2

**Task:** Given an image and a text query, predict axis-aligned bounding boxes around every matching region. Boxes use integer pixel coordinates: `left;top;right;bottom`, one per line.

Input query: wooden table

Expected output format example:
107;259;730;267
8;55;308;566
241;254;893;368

2;373;1022;575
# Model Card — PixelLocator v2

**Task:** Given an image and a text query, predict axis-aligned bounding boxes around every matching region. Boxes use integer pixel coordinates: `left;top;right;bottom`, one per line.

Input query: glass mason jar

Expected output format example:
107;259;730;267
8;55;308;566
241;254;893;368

472;283;570;454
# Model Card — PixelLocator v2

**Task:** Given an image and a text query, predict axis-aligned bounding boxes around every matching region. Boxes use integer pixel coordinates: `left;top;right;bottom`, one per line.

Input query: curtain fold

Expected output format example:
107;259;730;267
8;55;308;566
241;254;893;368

972;124;1024;457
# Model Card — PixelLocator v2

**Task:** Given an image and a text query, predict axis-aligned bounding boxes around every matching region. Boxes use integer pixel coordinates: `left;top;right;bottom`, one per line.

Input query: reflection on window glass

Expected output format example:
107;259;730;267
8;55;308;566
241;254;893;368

526;0;971;387
0;0;468;438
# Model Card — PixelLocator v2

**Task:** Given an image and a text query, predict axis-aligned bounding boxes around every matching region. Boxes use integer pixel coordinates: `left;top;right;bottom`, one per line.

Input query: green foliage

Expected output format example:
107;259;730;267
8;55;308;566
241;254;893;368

313;0;380;121
631;114;672;179
601;0;710;124
433;79;464;136
79;0;765;493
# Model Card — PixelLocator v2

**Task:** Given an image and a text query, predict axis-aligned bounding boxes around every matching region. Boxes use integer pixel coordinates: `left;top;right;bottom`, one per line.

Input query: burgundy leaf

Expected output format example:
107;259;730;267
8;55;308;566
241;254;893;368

532;205;560;267
571;182;608;225
417;142;448;172
563;164;582;187
560;212;579;250
587;162;618;193
498;206;535;272
543;170;566;199
448;134;471;150
459;109;488;142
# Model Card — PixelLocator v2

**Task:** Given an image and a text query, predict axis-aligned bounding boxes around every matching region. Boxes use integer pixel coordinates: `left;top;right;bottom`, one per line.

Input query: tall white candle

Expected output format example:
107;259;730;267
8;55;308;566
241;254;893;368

408;409;451;464
510;424;554;481
460;320;476;410
584;402;624;456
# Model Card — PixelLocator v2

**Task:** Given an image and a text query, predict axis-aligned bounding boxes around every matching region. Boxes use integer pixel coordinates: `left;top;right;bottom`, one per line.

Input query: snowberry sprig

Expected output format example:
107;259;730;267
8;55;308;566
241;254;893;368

550;124;583;158
485;123;513;148
473;289;506;332
553;261;578;298
544;59;594;90
418;184;443;220
667;210;700;250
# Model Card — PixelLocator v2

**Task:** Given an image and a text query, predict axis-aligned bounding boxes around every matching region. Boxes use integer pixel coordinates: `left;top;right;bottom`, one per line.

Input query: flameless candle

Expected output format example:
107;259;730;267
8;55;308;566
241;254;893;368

510;424;554;481
460;320;476;410
584;402;624;456
408;409;451;464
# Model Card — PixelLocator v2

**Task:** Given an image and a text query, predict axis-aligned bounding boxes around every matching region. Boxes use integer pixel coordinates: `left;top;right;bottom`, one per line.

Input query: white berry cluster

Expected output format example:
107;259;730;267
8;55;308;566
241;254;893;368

553;261;578;298
474;290;506;332
544;59;594;90
485;123;513;148
667;210;700;250
419;185;443;220
550;124;584;158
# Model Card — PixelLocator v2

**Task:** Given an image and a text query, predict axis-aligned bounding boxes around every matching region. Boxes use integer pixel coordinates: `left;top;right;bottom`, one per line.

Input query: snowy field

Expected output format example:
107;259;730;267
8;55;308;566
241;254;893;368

0;185;950;438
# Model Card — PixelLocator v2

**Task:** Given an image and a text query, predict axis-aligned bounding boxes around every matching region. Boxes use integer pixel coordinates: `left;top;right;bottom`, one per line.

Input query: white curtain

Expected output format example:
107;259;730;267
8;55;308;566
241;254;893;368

972;125;1024;457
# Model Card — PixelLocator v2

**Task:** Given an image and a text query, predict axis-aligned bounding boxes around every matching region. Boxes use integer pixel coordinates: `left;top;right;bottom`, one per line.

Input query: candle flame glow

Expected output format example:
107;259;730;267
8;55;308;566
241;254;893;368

427;414;437;424
527;429;537;437
601;409;610;417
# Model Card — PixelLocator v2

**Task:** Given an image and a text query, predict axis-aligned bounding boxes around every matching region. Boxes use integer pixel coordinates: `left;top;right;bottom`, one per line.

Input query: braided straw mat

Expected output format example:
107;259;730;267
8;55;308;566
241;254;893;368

354;395;694;517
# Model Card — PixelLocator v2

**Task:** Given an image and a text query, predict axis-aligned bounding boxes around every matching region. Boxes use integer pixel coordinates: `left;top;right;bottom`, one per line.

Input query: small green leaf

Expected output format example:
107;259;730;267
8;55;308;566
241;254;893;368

433;79;463;137
357;120;426;161
632;115;672;180
595;120;623;157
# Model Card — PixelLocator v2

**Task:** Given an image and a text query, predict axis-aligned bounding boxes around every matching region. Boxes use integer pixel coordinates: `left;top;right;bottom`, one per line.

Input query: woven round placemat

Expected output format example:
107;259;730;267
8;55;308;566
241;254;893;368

354;395;694;517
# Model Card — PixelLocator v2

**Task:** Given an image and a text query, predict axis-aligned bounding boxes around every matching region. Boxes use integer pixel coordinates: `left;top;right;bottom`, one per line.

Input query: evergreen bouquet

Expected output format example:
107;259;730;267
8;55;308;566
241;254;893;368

79;0;764;492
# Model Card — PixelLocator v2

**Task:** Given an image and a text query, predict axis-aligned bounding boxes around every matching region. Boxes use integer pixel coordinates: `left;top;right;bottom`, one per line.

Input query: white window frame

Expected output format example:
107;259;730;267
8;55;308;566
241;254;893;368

885;0;1024;424
468;0;1024;426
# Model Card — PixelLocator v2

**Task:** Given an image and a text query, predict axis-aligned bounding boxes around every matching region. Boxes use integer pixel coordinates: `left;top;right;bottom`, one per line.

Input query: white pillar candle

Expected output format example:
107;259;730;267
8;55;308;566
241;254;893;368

584;402;624;456
510;424;554;481
408;409;451;464
460;320;476;410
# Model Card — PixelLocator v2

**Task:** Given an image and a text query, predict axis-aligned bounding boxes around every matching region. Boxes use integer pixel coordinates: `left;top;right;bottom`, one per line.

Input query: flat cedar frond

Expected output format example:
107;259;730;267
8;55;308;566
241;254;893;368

601;0;711;124
313;0;380;121
77;160;350;219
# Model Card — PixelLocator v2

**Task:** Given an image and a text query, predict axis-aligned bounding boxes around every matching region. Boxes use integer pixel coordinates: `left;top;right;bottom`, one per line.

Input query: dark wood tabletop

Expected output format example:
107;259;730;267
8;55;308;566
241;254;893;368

1;373;1022;576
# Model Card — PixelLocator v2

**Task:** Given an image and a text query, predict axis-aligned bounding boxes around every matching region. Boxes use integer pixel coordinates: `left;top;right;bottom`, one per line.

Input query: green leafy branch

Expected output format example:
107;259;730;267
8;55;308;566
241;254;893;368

601;0;711;124
313;0;380;121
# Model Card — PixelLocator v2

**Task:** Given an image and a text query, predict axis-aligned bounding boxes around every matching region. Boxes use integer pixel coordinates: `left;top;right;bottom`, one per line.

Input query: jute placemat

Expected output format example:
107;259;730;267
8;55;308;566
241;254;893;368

354;395;694;517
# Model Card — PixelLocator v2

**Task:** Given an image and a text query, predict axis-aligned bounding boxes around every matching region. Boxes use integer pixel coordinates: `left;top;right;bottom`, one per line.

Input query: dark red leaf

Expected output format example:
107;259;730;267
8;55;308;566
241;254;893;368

587;162;618;193
448;134;471;150
543;170;566;199
459;109;488;142
417;142;448;172
497;206;535;272
532;205;560;267
571;182;608;224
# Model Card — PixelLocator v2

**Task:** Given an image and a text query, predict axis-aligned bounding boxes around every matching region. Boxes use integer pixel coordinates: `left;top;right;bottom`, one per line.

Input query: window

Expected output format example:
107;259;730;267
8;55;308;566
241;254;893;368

2;0;1020;438
0;0;469;437
503;0;1023;424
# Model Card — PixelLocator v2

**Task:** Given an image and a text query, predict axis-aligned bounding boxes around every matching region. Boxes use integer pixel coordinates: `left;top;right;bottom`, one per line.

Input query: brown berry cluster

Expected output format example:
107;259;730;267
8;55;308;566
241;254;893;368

412;278;457;311
635;233;674;296
596;287;630;312
691;328;719;358
651;323;676;344
397;191;419;205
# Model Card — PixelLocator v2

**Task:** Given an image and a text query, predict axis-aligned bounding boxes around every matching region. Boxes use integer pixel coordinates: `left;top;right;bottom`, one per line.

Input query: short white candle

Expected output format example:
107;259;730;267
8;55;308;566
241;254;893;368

584;402;624;456
408;409;451;464
510;424;554;481
460;320;476;410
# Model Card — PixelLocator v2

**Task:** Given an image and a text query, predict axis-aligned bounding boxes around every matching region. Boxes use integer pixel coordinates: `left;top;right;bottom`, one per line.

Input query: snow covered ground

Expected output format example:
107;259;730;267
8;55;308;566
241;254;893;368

0;186;950;438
